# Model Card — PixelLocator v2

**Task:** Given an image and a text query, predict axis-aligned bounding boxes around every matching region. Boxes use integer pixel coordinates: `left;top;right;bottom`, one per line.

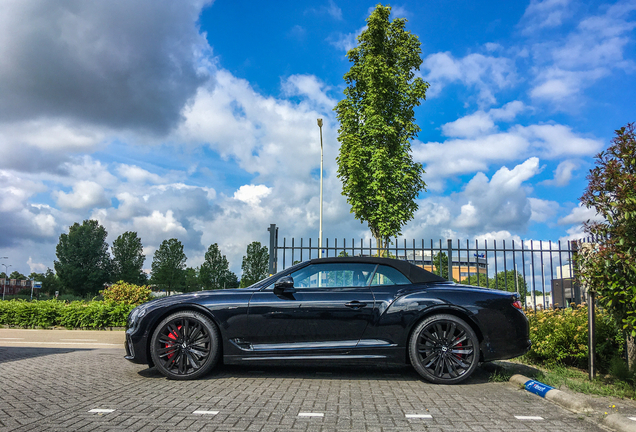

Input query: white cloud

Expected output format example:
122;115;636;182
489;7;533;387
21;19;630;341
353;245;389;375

529;197;559;222
54;180;110;210
558;203;603;225
528;1;636;102
233;184;272;206
329;26;366;52
116;164;165;184
541;159;579;186
520;0;571;34
281;74;336;108
27;256;47;273
415;120;601;183
422;51;517;106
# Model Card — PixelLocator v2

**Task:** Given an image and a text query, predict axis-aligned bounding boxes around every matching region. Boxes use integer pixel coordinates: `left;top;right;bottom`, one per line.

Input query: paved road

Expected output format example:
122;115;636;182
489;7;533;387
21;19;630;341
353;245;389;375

0;329;616;432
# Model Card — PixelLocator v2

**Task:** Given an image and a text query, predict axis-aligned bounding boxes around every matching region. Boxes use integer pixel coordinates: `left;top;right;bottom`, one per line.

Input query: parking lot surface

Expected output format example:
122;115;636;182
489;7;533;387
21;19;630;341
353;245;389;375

0;330;613;432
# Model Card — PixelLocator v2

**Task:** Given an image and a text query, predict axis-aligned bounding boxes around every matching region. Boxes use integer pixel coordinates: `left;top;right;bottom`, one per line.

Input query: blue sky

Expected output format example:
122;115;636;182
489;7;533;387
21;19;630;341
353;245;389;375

0;0;634;278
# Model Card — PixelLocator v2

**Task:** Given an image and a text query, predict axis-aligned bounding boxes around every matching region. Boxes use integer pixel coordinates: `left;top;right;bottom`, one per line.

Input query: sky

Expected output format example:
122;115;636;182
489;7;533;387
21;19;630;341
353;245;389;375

0;0;635;279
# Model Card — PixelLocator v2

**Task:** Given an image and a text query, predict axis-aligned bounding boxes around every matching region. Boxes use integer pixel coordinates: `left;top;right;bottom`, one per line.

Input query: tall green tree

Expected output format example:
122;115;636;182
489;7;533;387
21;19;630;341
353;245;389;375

576;123;636;367
334;4;428;254
54;219;111;297
112;231;147;284
199;243;236;290
433;252;449;280
150;238;187;295
239;241;269;288
183;267;200;292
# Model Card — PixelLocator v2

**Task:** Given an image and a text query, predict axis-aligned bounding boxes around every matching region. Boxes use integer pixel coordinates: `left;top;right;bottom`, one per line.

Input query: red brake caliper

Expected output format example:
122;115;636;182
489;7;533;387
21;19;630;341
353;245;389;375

166;325;182;360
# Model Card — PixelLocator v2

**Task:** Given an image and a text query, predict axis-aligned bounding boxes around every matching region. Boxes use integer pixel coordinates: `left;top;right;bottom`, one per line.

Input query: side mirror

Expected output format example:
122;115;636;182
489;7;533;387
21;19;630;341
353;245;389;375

273;276;295;294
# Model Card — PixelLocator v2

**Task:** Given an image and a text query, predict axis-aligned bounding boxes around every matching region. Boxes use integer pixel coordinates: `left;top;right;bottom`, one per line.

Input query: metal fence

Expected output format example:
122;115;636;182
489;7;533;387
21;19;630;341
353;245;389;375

266;224;590;309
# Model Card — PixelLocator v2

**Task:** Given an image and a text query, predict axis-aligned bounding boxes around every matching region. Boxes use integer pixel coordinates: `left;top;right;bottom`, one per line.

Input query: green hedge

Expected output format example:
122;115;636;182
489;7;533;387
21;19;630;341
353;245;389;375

525;306;624;372
0;299;135;329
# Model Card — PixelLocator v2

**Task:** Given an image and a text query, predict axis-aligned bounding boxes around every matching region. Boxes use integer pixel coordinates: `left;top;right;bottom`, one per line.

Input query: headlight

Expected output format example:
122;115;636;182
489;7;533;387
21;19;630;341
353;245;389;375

128;306;147;327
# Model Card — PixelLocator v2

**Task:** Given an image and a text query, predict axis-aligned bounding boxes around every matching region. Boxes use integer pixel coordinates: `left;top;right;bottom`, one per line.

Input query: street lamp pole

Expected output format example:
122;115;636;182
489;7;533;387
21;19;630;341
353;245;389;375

2;262;11;301
317;118;324;258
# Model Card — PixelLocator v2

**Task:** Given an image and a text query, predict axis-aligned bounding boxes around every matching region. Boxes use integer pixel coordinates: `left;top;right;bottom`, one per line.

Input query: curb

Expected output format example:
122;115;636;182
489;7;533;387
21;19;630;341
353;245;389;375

510;374;636;432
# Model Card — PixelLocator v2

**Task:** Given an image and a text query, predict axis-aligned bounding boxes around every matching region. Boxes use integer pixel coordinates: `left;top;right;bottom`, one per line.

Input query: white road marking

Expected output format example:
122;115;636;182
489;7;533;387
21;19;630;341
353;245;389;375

515;415;544;420
0;338;25;340
406;414;432;419
192;410;219;415
298;413;324;417
88;409;115;413
628;417;636;421
0;341;120;346
60;339;98;342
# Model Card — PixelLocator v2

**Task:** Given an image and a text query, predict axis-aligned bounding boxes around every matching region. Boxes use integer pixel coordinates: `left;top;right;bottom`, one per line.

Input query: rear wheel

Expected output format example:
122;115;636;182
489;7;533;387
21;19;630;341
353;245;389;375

150;311;220;380
409;314;479;384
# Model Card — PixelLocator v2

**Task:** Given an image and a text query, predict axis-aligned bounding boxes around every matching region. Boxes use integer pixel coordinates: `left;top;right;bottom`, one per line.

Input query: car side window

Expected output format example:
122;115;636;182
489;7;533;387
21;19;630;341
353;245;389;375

369;265;411;286
289;263;377;288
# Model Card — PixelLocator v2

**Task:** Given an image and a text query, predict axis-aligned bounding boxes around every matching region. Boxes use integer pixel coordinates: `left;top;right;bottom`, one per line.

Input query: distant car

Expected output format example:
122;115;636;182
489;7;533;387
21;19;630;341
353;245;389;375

125;257;530;384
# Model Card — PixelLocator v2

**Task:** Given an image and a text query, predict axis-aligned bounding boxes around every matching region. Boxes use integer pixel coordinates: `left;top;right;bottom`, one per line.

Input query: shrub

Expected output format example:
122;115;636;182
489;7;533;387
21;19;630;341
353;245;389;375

0;299;134;329
525;306;624;372
100;281;151;306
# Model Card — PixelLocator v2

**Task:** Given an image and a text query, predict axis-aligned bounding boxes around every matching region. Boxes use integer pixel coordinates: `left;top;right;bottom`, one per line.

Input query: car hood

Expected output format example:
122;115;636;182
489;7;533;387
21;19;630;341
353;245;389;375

141;288;258;308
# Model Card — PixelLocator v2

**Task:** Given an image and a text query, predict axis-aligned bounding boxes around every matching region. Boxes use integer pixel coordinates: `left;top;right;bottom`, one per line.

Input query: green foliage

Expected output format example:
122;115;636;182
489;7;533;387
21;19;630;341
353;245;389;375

111;231;147;285
240;241;269;287
433;252;448;279
150;238;187;294
334;4;428;252
0;299;133;329
461;270;528;298
100;281;151;306
9;271;26;280
200;243;237;290
26;268;62;295
183;267;200;292
54;219;111;297
525;306;624;372
578;123;636;339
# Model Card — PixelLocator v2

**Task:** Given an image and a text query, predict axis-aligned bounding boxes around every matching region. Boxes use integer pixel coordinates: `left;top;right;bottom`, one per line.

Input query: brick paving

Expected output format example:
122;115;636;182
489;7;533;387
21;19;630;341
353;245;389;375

0;346;610;431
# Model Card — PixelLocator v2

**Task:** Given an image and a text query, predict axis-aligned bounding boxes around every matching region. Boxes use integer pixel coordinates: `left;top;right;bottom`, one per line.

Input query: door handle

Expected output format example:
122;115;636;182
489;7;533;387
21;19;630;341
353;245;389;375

345;301;367;309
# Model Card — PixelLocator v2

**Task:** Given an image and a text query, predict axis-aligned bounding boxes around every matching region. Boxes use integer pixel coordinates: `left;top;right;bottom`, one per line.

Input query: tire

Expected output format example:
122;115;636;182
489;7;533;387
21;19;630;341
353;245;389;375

409;314;479;384
150;310;220;380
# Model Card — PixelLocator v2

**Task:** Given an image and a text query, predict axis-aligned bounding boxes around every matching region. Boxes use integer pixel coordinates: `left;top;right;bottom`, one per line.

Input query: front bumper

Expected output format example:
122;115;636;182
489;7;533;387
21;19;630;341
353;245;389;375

124;328;150;365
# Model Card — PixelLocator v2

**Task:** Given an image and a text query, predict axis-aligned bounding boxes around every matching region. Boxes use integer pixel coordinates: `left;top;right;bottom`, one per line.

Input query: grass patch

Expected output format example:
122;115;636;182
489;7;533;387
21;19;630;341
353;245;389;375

488;368;513;383
508;358;636;400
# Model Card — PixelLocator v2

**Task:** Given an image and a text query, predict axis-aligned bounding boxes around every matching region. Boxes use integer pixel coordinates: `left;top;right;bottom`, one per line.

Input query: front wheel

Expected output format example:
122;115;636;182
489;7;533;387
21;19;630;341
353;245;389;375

409;314;479;384
150;311;220;380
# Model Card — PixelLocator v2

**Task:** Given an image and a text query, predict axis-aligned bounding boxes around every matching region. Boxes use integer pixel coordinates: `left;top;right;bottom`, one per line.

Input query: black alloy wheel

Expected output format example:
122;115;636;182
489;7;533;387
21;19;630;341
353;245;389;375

409;314;479;384
150;311;220;380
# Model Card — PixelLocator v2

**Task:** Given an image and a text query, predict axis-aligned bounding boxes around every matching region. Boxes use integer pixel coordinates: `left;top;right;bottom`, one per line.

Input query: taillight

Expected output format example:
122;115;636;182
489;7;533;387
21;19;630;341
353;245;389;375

512;300;523;310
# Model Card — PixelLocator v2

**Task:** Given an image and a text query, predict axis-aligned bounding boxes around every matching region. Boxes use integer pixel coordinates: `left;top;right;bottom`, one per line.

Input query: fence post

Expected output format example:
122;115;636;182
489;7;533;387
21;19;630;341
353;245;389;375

588;288;596;380
268;224;278;275
447;239;453;282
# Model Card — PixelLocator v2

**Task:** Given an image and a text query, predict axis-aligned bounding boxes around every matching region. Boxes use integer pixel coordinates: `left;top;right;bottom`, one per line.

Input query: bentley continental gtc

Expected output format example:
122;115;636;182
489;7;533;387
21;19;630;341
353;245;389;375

125;257;530;384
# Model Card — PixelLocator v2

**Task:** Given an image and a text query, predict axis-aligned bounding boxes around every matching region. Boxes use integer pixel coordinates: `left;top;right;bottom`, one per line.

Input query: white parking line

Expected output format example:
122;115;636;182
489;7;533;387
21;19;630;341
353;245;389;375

298;413;324;417
0;338;24;340
515;415;544;420
0;341;120;346
406;414;432;419
192;410;219;415
88;409;115;413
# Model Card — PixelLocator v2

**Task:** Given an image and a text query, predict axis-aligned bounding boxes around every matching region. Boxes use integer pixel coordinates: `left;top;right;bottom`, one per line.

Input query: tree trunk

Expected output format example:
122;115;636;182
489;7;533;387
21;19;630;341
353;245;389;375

628;334;636;370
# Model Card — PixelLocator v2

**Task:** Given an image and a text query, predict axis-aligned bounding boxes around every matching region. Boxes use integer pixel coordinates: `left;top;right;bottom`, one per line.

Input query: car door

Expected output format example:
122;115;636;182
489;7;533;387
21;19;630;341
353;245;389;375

246;262;377;353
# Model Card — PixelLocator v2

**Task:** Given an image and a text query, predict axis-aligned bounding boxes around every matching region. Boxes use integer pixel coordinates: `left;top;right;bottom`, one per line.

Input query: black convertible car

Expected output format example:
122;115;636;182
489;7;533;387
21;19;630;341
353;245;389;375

125;257;530;384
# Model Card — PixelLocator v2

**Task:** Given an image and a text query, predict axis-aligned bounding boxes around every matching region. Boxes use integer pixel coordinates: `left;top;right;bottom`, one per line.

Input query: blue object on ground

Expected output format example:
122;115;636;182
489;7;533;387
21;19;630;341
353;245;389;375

524;380;554;397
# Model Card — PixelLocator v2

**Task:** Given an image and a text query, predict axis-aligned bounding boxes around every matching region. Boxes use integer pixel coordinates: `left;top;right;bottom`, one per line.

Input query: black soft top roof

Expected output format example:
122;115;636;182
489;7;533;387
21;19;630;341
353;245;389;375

309;256;448;284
